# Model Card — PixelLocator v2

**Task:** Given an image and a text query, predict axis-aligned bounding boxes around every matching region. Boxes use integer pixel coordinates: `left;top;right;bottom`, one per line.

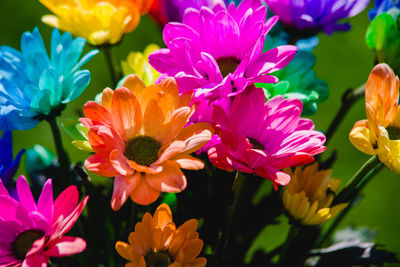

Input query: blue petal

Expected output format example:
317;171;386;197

61;69;91;103
1;148;24;187
70;49;99;73
0;131;12;170
0;104;39;131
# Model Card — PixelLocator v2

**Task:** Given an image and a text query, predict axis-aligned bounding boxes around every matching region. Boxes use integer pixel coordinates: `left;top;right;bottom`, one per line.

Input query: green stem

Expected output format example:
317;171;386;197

102;46;122;88
324;83;365;145
315;161;383;247
278;225;300;266
218;171;247;261
334;155;381;205
47;116;70;185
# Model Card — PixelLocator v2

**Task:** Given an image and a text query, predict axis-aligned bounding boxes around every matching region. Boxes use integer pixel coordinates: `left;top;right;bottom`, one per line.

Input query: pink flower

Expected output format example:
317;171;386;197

149;0;297;100
0;176;88;266
208;87;326;187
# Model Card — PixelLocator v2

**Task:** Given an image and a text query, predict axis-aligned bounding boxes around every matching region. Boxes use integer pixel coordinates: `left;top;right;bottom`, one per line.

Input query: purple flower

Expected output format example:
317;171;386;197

0;131;24;195
149;0;297;101
265;0;370;35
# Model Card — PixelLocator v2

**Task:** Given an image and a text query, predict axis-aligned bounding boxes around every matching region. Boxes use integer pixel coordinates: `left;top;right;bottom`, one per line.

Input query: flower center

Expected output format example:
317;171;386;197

145;251;173;267
216;57;241;78
12;230;45;260
125;136;162;166
387;126;400;140
248;137;265;150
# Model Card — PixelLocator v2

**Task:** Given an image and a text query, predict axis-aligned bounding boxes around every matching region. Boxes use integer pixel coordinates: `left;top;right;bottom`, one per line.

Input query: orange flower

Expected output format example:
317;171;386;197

81;75;214;209
349;63;400;172
40;0;154;45
115;203;207;267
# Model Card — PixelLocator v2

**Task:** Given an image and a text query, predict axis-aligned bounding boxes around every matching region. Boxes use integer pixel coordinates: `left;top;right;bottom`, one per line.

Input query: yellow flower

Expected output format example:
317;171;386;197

121;44;161;86
283;163;348;226
40;0;154;46
349;63;400;173
115;203;207;267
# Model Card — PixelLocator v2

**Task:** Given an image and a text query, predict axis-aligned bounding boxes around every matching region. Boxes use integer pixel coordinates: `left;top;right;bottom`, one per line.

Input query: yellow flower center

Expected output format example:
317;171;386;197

248;137;265;150
217;57;241;77
125;136;161;166
387;126;400;140
12;230;45;260
145;251;173;267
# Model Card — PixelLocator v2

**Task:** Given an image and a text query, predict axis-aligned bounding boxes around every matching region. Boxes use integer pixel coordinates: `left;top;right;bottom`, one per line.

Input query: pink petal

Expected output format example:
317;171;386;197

53;186;78;223
37;179;53;223
44;236;86;257
109;149;134;176
22;254;48;267
16;176;36;213
111;173;140;211
0;180;8;196
84;154;118;177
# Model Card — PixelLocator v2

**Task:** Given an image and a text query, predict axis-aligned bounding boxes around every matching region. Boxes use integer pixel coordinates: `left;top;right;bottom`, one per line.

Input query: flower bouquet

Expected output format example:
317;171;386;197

0;0;399;266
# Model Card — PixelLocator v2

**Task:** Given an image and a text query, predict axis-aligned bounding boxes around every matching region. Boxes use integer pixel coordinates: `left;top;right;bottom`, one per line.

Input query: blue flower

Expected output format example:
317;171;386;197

0;27;99;131
0;131;24;191
369;0;400;19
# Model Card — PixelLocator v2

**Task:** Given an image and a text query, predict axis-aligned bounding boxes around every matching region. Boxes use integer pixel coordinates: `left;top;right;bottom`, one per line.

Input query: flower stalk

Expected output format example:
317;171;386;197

103;45;122;87
278;224;300;266
324;83;366;145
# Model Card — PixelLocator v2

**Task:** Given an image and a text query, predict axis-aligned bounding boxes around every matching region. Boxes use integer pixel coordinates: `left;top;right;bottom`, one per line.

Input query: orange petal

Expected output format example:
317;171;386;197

127;160;162;174
170;155;205;170
101;87;114;109
365;63;399;129
115;241;133;261
83;101;112;126
122;74;146;96
130;174;161;205
158;107;193;144
143;99;165;138
111;87;142;140
109;149;135;176
152;203;173;229
87;125;125;153
146;162;187;193
111;173;140;211
85;154;118;177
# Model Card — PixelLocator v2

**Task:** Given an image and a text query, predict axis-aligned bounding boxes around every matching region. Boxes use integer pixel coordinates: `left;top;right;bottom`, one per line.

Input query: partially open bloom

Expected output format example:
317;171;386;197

208;86;326;187
40;0;153;46
121;44;161;86
62;118;93;152
349;63;400;172
82;75;214;208
283;163;348;225
366;6;400;74
149;0;225;25
0;131;24;196
116;203;206;267
0;27;98;131
0;176;88;266
149;0;297;100
265;0;370;35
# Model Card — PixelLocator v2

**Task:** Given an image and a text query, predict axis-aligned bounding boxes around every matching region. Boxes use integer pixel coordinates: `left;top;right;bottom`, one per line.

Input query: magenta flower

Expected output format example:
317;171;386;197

208;87;326;187
149;0;297;100
0;176;88;266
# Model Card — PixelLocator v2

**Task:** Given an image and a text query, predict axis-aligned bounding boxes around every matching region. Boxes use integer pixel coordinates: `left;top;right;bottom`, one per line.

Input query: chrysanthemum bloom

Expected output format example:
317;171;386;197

0;131;24;196
121;44;161;86
82;75;214;208
40;0;153;46
349;63;400;172
0;176;88;266
369;0;400;19
0;27;98;131
115;203;206;267
366;5;400;74
149;0;297;100
283;163;348;225
259;38;328;115
208;86;326;187
265;0;370;36
149;0;225;25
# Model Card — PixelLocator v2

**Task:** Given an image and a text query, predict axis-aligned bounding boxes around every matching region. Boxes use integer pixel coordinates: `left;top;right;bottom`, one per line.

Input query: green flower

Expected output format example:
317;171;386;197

366;8;400;74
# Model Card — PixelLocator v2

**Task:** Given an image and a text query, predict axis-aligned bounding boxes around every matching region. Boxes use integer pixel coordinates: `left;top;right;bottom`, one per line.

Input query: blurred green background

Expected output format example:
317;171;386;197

1;0;399;264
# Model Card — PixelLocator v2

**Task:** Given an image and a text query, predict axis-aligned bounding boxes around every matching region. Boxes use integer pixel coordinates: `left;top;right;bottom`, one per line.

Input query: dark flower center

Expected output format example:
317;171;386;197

125;136;162;166
217;57;241;78
387;126;400;140
248;137;265;150
12;230;45;260
145;251;173;267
